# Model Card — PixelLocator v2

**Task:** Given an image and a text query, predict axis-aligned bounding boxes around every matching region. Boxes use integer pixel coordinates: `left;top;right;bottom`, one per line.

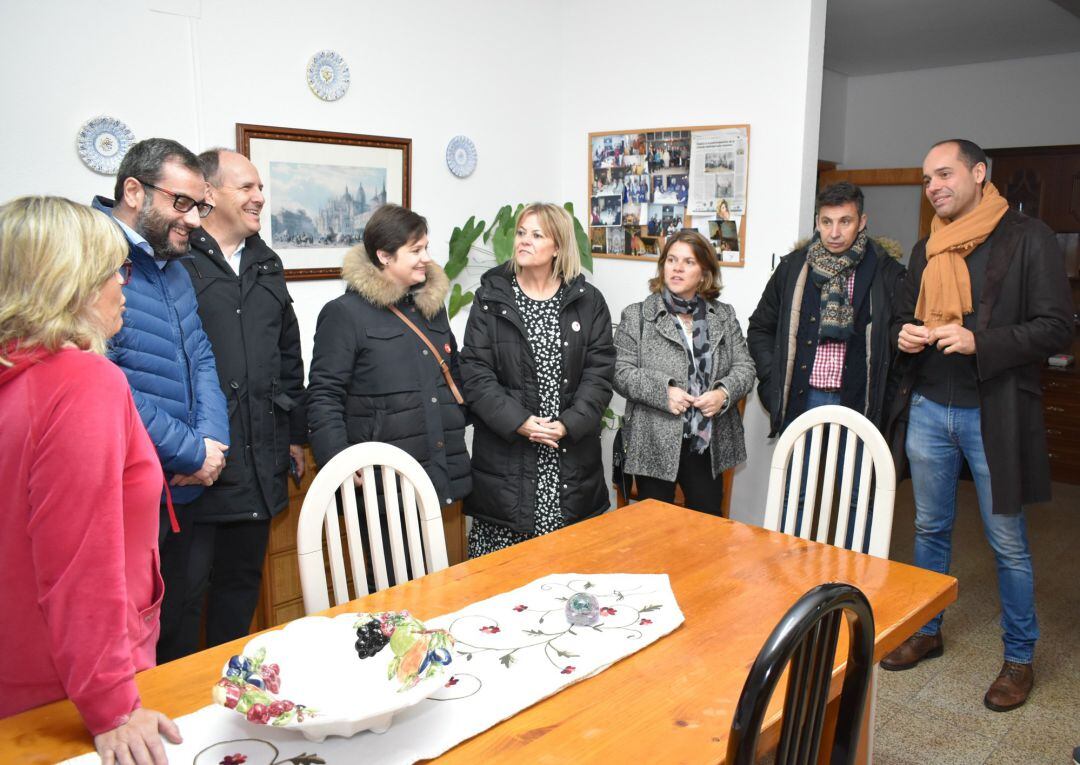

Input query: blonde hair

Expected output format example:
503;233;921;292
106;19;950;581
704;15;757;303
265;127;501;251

512;203;582;282
0;196;128;363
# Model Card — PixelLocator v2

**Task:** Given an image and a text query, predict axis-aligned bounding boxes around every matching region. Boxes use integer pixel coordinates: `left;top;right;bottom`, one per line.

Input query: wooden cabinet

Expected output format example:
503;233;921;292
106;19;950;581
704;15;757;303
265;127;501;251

252;448;468;632
989;146;1080;486
988;145;1080;233
1042;330;1080;486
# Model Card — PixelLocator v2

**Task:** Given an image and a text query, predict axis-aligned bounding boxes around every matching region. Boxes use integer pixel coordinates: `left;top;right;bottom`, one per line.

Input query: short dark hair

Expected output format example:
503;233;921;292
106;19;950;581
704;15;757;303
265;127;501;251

932;138;988;171
113;138;202;200
363;204;428;268
197;147;230;185
648;229;722;300
815;181;864;216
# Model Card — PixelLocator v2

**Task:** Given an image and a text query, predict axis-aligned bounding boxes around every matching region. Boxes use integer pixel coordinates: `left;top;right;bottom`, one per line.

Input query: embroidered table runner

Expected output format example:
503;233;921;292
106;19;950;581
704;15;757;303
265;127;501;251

62;573;683;765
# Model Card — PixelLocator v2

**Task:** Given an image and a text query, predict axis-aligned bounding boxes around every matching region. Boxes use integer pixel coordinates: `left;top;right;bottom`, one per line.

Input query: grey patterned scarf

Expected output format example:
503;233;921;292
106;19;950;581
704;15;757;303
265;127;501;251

806;229;868;340
662;288;712;454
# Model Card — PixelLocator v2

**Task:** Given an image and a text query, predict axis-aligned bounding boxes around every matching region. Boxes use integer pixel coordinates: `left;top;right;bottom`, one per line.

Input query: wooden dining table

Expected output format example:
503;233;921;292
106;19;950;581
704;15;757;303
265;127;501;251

1;499;956;764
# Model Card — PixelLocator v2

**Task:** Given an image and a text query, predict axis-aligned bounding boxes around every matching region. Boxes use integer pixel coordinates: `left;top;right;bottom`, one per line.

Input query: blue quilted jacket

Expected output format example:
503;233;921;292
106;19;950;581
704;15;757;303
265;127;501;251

93;197;229;504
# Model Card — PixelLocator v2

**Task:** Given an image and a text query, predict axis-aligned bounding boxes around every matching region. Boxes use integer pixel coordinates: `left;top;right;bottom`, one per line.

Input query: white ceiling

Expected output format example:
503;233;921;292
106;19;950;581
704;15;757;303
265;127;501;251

824;0;1080;76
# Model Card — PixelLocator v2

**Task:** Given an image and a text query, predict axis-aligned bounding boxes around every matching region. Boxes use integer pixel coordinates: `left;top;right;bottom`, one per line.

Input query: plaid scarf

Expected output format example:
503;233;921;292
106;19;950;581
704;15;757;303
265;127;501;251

806;229;868;340
662;288;712;454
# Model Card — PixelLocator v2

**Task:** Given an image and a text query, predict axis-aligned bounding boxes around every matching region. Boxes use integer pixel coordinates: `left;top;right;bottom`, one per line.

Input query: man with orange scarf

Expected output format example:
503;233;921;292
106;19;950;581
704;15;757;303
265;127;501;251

882;139;1073;711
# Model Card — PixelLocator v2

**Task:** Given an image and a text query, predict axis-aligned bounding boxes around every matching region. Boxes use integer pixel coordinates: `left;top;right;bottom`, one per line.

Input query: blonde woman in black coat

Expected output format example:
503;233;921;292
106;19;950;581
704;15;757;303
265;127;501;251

461;203;615;557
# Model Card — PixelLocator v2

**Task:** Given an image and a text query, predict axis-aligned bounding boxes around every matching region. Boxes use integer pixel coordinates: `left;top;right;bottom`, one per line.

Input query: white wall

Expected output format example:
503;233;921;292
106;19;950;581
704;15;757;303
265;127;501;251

559;0;828;523
0;0;565;366
818;68;848;164
1;0;829;525
841;51;1080;169
862;185;921;259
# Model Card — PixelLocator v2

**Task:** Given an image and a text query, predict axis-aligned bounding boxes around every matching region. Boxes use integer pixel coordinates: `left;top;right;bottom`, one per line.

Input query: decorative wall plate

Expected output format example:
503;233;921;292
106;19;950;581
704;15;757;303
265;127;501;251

445;135;477;178
213;611;453;741
306;50;350;101
76;116;135;175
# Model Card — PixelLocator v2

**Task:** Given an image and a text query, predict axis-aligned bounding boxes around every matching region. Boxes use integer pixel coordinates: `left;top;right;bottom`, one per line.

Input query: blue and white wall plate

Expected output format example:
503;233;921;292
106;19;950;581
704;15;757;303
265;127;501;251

445;135;477;178
307;50;350;101
76;116;135;175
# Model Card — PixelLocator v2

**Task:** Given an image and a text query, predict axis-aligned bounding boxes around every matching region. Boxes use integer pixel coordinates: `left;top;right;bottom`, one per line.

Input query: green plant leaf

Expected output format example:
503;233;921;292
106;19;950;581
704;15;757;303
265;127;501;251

601;407;623;431
492;205;523;264
484;205;513;244
447;215;485;281
565;202;593;272
448;283;474;319
499;653;516;669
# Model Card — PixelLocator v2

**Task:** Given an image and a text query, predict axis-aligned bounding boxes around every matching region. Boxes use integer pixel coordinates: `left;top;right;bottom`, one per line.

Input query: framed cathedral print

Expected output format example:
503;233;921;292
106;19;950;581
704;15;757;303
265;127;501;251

236;123;412;281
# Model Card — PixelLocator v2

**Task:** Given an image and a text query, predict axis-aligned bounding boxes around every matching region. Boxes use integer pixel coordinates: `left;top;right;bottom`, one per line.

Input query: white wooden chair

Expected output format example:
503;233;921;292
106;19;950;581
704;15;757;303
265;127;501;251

763;405;896;559
297;442;449;614
762;404;897;765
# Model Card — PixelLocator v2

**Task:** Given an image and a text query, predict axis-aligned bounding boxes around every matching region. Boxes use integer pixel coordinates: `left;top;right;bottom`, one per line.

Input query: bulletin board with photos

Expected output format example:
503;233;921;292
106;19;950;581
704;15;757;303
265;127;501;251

588;124;749;267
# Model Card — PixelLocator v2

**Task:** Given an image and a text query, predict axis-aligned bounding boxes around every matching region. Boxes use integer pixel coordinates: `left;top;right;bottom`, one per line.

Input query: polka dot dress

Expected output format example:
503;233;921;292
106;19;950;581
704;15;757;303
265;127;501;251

468;278;566;558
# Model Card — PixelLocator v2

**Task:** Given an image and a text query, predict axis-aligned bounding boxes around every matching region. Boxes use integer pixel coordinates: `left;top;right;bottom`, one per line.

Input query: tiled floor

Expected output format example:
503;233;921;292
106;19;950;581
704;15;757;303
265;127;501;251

874;480;1080;764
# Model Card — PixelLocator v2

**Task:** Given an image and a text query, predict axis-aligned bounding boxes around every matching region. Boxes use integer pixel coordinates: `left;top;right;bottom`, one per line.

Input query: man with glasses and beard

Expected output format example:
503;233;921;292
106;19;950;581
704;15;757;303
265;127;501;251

92;137;230;664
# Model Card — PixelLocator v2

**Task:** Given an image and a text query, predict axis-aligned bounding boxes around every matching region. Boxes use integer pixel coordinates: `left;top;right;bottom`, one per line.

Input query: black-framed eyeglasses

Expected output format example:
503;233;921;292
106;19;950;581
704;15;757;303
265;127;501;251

137;179;214;218
117;259;133;286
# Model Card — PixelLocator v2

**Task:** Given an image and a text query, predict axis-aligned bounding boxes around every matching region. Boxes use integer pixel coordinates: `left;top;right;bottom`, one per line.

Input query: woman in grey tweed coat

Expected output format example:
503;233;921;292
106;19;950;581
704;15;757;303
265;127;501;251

613;230;755;515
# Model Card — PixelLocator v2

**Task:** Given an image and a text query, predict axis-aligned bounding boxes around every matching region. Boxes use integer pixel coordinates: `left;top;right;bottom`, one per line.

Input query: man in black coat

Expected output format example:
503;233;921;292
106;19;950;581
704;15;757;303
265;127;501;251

748;182;906;438
880;139;1073;713
747;182;905;543
171;149;307;659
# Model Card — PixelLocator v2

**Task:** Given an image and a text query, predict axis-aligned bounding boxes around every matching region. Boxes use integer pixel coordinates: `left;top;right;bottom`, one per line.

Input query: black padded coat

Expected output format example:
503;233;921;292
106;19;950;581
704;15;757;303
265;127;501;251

183;231;306;522
306;250;471;507
460;264;615;534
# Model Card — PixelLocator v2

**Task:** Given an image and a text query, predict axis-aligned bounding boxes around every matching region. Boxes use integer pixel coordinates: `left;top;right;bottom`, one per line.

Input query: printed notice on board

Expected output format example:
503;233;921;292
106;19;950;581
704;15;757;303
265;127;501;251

688;127;748;217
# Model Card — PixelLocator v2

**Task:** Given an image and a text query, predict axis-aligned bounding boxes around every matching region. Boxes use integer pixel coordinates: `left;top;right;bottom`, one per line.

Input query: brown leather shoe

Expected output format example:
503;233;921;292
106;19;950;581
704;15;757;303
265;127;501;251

984;661;1034;712
880;632;943;671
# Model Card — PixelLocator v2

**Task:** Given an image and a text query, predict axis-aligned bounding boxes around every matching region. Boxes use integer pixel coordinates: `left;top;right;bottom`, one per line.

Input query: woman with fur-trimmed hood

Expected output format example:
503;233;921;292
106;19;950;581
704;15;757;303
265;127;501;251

307;204;471;511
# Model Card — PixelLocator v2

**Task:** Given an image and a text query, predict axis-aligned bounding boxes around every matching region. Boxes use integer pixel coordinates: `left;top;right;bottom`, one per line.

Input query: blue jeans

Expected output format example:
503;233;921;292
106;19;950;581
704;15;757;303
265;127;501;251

781;389;867;549
906;392;1038;664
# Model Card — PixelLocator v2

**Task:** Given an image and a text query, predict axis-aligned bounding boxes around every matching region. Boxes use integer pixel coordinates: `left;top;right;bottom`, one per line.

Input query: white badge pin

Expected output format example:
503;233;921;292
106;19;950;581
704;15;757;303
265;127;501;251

571;321;581;332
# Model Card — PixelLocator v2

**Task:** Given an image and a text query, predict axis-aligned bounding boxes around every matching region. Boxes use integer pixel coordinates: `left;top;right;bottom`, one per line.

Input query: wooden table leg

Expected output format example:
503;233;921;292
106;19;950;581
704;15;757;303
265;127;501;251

441;500;467;565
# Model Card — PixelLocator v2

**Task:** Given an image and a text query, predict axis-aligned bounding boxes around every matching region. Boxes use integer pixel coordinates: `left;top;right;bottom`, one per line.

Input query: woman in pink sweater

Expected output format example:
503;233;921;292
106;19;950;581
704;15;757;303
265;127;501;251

0;197;182;764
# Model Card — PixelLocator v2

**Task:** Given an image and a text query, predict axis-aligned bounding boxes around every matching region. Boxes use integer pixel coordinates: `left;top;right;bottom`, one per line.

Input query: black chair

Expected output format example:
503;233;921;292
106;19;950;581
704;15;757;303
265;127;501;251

727;582;875;765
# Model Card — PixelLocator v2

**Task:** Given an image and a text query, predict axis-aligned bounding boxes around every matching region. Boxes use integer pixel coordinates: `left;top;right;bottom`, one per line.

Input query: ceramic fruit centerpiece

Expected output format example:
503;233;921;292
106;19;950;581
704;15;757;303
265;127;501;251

213;611;453;741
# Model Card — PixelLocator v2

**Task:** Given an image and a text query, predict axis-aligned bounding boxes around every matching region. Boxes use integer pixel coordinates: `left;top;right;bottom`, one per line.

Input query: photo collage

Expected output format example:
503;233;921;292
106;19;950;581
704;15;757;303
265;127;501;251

590;126;746;264
590;130;692;257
